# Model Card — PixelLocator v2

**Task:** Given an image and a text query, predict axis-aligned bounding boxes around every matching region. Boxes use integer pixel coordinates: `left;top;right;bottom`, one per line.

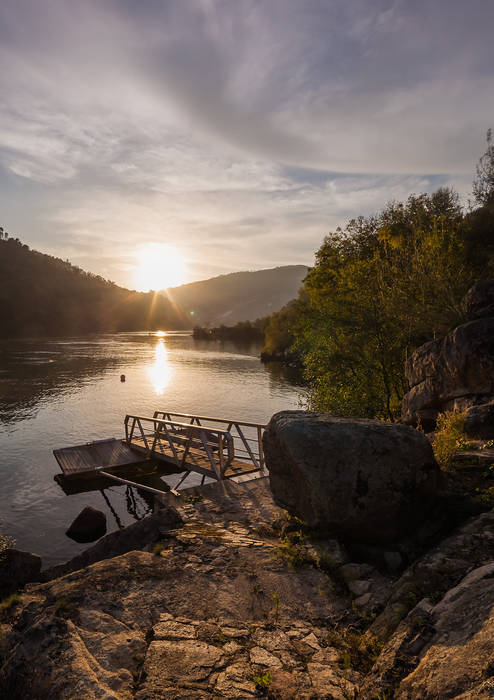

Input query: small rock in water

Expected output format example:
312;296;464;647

66;506;107;543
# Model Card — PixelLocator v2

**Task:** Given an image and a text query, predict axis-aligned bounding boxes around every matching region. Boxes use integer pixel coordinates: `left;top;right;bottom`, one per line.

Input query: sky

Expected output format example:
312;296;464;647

0;0;493;290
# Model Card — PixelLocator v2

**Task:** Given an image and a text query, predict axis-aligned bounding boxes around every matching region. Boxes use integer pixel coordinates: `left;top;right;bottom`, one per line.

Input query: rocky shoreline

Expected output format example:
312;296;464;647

1;474;493;699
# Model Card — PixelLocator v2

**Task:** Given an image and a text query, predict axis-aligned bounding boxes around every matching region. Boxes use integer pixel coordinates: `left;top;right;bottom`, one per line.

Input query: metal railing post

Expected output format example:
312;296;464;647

257;426;265;471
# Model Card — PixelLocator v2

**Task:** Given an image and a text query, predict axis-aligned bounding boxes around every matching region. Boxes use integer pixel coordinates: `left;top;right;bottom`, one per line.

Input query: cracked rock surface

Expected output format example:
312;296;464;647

1;478;493;699
0;479;358;699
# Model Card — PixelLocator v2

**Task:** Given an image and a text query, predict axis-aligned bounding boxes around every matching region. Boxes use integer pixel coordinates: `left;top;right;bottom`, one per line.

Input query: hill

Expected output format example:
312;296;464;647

0;235;190;337
0;233;307;337
165;265;308;326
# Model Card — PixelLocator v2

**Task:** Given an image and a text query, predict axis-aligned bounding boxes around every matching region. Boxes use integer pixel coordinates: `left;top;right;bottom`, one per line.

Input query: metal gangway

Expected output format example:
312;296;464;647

124;411;266;487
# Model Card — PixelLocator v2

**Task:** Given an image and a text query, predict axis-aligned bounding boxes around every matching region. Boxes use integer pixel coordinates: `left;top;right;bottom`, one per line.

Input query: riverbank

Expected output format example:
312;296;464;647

1;473;493;698
0;332;303;564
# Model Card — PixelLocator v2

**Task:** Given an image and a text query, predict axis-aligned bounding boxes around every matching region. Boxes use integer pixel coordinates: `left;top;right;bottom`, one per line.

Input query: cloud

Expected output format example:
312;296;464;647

0;0;491;286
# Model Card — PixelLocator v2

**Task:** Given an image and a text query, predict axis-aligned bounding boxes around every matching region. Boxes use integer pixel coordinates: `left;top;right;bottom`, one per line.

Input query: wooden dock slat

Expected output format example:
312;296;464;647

54;439;146;478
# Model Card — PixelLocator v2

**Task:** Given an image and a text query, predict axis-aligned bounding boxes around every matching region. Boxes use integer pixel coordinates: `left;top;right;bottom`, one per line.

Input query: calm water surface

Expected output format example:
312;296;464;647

0;332;303;565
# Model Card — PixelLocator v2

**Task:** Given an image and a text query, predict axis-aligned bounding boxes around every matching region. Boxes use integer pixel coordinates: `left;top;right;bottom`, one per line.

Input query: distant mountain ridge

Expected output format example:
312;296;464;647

165;265;308;326
0;231;307;336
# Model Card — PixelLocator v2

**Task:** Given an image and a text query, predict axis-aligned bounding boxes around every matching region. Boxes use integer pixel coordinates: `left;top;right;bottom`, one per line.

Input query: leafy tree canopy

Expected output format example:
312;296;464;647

263;134;494;420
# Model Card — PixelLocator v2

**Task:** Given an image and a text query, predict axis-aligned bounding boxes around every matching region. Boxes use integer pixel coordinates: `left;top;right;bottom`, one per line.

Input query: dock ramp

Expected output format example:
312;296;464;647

54;411;266;494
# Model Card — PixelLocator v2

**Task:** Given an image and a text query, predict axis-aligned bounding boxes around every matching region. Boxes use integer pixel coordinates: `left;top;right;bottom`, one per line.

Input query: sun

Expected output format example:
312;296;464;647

134;243;187;291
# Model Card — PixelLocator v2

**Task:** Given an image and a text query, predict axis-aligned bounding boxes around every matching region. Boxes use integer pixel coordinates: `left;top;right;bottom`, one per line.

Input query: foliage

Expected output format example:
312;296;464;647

473;129;494;206
193;318;267;342
261;296;307;362
253;671;272;692
275;539;306;568
301;188;480;420
431;411;468;469
263;161;494;419
325;627;384;674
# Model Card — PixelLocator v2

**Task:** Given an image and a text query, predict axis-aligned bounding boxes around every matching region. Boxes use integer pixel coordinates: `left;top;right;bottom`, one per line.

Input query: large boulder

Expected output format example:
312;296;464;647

66;506;107;543
263;411;440;545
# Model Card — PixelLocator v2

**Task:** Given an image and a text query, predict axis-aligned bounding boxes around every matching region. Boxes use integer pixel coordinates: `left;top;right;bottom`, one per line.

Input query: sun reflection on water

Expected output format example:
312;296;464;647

148;339;171;394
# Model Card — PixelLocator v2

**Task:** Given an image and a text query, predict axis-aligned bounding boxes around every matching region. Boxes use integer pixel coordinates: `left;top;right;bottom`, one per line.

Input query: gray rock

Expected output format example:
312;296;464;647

65;506;107;543
348;579;370;597
263;411;440;545
396;563;494;699
339;562;374;583
464;400;494;439
384;550;403;572
361;513;494;699
368;510;494;644
0;549;41;594
44;505;183;580
0;480;361;700
405;338;444;389
402;317;494;426
402;280;494;429
462;278;494;320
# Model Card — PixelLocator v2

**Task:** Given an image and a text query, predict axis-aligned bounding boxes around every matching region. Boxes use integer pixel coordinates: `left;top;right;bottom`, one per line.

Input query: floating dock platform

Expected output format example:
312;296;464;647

54;438;145;478
53;411;266;495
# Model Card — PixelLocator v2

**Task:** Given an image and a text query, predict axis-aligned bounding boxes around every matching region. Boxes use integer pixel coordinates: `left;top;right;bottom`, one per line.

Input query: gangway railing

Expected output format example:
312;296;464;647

153;411;266;473
124;414;240;480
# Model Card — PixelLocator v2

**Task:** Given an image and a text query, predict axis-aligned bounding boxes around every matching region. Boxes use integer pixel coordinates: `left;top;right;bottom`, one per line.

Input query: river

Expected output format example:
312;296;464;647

0;332;303;565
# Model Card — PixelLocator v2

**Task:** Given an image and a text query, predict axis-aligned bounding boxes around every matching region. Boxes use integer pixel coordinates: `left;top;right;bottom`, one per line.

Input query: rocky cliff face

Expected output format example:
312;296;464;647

402;279;494;433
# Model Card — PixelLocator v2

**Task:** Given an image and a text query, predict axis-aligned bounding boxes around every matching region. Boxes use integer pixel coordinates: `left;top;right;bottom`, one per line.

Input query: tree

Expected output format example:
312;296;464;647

297;189;480;420
473;128;494;206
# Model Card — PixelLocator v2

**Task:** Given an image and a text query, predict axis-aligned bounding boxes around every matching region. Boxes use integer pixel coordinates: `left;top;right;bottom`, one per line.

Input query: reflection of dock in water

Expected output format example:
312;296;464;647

53;410;266;495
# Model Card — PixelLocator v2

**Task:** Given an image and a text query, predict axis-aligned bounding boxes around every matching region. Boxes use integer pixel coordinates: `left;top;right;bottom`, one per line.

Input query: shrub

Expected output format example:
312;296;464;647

253;671;272;692
431;411;468;469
